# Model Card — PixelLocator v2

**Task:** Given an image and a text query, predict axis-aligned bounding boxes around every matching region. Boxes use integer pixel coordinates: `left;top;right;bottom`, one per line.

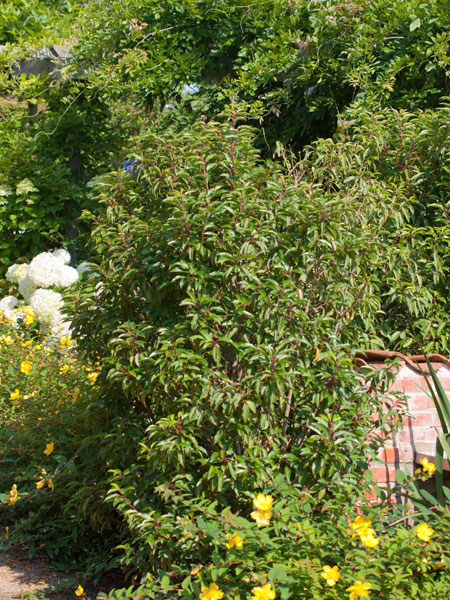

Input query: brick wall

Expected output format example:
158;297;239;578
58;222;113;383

360;352;450;487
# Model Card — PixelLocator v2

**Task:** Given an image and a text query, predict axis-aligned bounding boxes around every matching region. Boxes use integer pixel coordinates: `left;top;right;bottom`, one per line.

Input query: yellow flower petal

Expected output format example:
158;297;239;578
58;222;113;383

251;583;276;600
7;484;19;505
349;515;372;537
199;582;224;600
43;442;54;456
346;580;371;599
253;493;273;512
321;565;340;586
416;522;434;542
20;360;32;374
250;509;272;527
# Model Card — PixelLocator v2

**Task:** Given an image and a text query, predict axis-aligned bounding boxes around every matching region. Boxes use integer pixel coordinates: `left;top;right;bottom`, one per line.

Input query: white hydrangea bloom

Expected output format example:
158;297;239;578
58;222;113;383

55;265;79;288
18;274;36;303
51;248;71;265
5;263;29;284
29;288;63;327
27;252;65;288
0;295;19;316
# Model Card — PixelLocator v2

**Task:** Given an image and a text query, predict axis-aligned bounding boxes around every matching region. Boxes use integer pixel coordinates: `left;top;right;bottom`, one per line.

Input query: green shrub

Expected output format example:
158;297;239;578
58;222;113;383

99;478;450;600
74;0;450;151
65;111;403;575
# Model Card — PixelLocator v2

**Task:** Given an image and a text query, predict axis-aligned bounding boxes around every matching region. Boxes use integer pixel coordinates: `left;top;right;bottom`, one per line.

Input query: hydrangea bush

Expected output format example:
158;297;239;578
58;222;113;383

1;247;82;338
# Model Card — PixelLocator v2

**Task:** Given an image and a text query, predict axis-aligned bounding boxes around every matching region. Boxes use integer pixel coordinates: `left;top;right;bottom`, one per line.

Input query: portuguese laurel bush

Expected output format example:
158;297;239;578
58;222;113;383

66;111;405;578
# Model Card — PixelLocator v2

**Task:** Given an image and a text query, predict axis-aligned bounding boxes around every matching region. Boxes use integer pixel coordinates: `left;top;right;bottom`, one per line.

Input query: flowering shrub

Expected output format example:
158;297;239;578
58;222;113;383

1;247;83;338
0;308;124;572
99;480;450;600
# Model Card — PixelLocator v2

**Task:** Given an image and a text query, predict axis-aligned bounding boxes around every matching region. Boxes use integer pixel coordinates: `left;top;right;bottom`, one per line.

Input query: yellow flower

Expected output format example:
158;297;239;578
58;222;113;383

21;340;33;347
43;442;54;456
346;580;371;600
7;484;18;505
47;479;54;491
225;532;244;549
60;364;71;375
199;583;224;600
59;336;72;349
35;480;45;489
251;509;272;527
25;313;34;325
190;566;202;576
20;360;32;374
251;583;276;600
9;389;22;401
416;522;434;542
321;565;340;586
253;493;273;512
75;584;84;596
87;371;99;386
349;515;372;537
359;528;380;548
420;457;436;476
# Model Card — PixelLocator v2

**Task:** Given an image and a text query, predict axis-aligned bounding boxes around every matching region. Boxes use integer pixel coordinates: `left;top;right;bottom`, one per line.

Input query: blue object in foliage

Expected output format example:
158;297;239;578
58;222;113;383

123;159;142;178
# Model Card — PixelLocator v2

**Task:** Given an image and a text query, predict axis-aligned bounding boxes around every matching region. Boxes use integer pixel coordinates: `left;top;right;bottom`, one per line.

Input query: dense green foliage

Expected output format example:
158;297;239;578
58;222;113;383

99;481;450;600
0;0;79;45
75;0;450;149
0;308;143;573
0;88;138;267
65;112;400;574
301;104;450;351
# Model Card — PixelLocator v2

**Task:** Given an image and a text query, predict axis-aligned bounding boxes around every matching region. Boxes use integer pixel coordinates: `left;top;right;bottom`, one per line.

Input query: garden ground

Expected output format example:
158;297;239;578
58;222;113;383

0;547;72;600
0;547;121;600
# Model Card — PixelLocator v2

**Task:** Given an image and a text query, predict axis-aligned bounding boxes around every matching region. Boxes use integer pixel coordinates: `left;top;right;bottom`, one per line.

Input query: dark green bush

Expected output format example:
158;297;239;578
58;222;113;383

66;111;401;574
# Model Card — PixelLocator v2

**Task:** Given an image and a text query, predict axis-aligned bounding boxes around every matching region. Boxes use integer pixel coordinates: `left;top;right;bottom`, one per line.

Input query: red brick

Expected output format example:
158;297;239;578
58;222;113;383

364;487;379;501
408;394;436;410
434;377;450;391
397;446;414;463
401;413;436;427
370;465;397;483
398;428;439;443
402;377;430;392
378;448;400;463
